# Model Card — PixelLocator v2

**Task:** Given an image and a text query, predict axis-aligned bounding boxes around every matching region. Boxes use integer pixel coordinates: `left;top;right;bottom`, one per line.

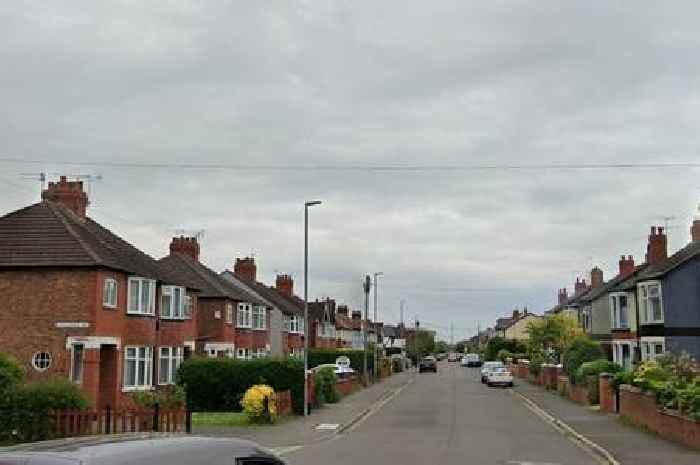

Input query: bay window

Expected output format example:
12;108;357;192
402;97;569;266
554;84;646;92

158;346;183;385
639;282;663;324
237;303;252;328
237;348;250;360
161;286;187;319
252;306;266;330
127;278;156;315
123;346;153;390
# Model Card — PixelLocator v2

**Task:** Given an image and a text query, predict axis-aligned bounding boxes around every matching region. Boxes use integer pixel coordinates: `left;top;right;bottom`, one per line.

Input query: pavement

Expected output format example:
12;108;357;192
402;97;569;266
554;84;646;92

514;381;700;465
284;362;602;465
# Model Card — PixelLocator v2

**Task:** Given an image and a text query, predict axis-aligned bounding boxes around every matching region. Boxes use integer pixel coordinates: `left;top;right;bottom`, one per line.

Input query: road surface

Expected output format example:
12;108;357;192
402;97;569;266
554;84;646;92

285;361;601;465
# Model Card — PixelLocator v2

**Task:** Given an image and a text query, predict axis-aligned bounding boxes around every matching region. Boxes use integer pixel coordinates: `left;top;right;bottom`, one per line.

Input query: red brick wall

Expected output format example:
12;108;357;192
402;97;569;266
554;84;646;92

252;329;269;349
0;269;96;381
557;375;570;397
275;390;292;416
287;333;303;351
196;298;234;346
620;385;700;450
599;374;616;413
236;329;253;348
568;382;591;406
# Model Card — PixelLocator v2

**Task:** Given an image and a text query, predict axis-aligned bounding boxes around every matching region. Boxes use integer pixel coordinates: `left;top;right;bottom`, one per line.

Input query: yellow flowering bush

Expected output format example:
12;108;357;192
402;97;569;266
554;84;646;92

240;384;277;424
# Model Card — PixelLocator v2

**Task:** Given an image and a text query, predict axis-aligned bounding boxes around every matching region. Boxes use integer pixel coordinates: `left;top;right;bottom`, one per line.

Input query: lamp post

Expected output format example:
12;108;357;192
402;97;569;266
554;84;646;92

304;200;322;417
373;272;384;381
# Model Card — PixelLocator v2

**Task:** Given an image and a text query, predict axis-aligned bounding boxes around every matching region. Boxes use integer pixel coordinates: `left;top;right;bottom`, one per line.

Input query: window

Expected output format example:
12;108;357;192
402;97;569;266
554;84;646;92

251;347;268;359
32;352;51;372
237;348;250;360
639;282;663;324
641;338;665;361
237;303;251;328
252;306;266;330
289;347;303;358
70;344;84;383
289;315;301;333
184;295;193;318
103;278;117;308
225;303;233;324
127;278;156;315
124;346;153;390
609;293;630;329
161;286;186;319
581;308;591;332
612;342;633;370
158;347;183;385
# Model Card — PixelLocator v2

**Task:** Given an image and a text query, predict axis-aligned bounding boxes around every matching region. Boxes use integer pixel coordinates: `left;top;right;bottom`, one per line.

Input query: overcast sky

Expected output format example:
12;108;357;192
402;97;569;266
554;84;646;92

2;1;700;340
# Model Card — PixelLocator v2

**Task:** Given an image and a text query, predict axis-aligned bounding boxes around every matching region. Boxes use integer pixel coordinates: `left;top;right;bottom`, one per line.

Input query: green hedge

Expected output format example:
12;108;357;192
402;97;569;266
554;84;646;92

562;337;604;382
177;357;305;414
575;359;622;404
307;349;374;374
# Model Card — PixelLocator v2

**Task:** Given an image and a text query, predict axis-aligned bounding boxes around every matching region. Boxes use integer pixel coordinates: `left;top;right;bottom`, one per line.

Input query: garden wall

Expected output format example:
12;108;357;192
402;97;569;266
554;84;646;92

619;385;700;450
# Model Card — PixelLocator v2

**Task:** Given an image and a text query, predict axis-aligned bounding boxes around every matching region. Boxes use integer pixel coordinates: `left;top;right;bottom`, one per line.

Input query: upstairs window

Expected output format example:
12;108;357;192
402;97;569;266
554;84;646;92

639;282;663;324
161;286;187;319
283;315;290;332
103;278;117;308
184;295;193;318
252;306;266;330
225;303;233;324
237;303;252;328
127;278;156;315
609;293;629;329
289;315;300;333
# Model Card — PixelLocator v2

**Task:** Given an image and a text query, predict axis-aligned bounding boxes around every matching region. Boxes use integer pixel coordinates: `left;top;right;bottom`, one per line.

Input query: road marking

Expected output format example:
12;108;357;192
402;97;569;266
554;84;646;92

268;445;304;456
511;390;619;465
507;462;561;465
315;423;340;430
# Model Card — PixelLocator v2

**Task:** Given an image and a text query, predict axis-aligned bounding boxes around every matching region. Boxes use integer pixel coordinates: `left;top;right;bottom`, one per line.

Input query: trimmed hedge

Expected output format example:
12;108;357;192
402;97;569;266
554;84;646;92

177;357;305;414
308;349;374;374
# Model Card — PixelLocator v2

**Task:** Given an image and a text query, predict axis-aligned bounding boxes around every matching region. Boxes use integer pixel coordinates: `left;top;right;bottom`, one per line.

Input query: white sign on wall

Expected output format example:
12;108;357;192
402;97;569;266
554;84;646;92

55;322;90;328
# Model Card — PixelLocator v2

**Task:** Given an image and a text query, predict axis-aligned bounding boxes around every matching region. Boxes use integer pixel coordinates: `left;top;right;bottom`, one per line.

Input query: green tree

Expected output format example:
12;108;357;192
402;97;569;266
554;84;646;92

562;336;604;382
527;313;583;361
435;340;449;354
483;337;527;361
407;330;436;362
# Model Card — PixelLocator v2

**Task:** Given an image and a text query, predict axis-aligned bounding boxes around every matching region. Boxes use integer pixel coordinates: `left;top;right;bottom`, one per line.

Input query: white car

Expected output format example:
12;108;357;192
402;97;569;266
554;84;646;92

486;367;514;387
480;361;504;383
309;363;356;379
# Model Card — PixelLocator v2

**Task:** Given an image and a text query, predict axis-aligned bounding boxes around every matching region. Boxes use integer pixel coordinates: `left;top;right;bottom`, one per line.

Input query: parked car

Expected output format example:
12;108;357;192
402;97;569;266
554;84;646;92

436;353;447;361
480;361;504;383
419;355;438;373
309;363;355;379
486;366;514;387
0;434;286;465
447;352;460;362
461;353;482;367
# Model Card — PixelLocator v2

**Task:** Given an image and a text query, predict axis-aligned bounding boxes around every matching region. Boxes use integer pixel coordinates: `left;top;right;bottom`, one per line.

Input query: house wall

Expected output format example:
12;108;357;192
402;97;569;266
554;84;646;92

269;307;283;357
196;298;233;347
661;258;700;328
504;315;540;341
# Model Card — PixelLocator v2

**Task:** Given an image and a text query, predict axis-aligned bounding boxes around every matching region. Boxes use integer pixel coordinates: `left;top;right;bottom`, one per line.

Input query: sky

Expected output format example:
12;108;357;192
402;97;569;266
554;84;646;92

2;1;700;341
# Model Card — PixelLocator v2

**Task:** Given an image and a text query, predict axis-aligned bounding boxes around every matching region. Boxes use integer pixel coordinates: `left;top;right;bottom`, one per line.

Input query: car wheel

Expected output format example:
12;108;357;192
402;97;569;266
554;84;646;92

487;382;492;387
508;382;513;388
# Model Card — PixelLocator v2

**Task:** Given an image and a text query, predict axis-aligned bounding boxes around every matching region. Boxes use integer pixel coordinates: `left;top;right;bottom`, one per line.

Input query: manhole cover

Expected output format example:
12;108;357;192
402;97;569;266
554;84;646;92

315;423;340;430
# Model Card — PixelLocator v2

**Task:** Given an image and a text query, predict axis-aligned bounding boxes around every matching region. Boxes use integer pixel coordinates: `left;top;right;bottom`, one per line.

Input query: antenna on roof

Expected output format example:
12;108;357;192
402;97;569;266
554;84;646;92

649;215;679;231
173;228;206;241
20;172;47;193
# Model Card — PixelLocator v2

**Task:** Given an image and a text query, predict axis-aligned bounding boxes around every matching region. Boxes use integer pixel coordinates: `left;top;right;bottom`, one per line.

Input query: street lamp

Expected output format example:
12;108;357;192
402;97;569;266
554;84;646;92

304;200;321;417
373;272;384;381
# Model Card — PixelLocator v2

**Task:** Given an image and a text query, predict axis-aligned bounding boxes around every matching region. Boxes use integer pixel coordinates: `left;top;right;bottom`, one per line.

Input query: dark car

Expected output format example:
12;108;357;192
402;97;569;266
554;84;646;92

0;434;285;465
419;355;438;373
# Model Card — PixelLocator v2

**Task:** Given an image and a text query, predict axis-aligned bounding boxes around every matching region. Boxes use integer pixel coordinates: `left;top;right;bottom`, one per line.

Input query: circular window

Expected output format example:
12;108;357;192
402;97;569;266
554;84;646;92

32;352;52;372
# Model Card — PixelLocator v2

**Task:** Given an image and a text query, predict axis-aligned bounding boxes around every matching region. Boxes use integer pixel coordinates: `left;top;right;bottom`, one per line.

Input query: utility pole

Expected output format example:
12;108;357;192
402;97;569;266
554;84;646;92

373;272;383;382
399;299;405;327
363;275;371;386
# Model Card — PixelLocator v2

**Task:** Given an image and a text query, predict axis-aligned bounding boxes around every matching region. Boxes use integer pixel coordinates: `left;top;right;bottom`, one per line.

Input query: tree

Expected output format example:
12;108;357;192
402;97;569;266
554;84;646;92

435;340;449;354
483;337;527;361
407;330;436;362
454;340;468;354
526;313;583;361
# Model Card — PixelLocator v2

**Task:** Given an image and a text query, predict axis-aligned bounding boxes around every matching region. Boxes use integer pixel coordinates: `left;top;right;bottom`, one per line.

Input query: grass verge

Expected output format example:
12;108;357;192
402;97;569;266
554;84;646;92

192;412;249;427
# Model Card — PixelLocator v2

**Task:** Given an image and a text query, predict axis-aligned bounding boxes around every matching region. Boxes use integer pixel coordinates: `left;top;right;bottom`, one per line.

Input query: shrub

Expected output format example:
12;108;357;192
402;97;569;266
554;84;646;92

132;386;186;410
574;359;622;404
391;358;404;373
177;357;305;414
0;353;24;397
496;349;512;363
0;378;88;443
240;385;277;424
562;337;604;382
528;351;544;376
314;367;339;406
483;338;527;362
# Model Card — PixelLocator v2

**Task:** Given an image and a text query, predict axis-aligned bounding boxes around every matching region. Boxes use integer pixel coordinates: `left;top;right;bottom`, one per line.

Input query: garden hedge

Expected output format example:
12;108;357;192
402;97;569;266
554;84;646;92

177;357;305;414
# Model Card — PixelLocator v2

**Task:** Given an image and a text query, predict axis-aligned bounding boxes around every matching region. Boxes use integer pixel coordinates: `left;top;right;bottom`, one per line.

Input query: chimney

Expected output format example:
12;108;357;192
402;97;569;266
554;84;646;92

691;205;700;243
574;277;588;295
276;274;293;297
169;236;200;262
337;305;349;316
646;226;668;267
351;310;362;320
618;255;635;278
590;267;604;289
512;309;520;320
558;288;568;305
41;176;89;217
234;257;257;281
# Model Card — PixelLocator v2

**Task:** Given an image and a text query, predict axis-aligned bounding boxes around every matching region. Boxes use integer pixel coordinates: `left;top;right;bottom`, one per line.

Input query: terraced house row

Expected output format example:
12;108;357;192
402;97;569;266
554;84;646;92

545;204;700;369
0;177;382;409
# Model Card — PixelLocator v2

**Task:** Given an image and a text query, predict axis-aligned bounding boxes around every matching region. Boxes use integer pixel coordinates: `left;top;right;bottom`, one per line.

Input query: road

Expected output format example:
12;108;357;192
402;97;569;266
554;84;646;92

285;362;601;465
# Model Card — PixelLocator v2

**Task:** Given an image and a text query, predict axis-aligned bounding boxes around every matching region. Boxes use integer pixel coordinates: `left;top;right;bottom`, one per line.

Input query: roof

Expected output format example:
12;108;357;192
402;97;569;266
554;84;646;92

632;241;700;282
0;201;195;287
502;313;542;329
159;254;263;303
308;300;336;323
335;313;355;330
495;317;513;330
220;270;304;315
382;325;402;338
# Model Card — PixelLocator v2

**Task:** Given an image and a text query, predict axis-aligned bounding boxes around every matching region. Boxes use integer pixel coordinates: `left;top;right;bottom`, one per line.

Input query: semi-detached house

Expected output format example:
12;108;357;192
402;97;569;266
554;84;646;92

0;177;199;409
159;238;268;360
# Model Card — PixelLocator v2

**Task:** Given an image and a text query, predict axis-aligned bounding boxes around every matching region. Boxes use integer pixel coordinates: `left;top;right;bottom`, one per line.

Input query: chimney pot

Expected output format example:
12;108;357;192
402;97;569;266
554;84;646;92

41;176;89;217
646;225;668;267
234;257;257;281
169;236;200;261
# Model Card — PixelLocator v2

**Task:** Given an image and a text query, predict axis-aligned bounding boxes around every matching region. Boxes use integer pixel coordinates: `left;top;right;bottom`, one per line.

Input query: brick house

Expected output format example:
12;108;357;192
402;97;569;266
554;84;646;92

0;177;198;409
159;238;268;360
335;305;355;348
308;298;338;348
220;258;305;357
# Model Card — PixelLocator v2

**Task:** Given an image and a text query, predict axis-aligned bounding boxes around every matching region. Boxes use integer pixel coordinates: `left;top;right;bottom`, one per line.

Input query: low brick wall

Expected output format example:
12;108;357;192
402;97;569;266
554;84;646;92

620;385;700;450
599;373;616;413
541;365;561;390
336;377;360;396
568;382;591;406
275;390;293;416
557;375;569;397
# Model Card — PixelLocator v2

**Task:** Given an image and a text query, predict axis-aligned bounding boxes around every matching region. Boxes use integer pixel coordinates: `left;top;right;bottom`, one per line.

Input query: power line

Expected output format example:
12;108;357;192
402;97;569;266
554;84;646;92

1;158;700;172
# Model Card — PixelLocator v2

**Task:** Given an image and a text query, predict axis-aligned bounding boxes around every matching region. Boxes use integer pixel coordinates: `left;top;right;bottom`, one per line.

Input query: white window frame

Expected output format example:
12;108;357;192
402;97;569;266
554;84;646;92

611;340;635;370
32;351;52;372
638;281;664;324
251;347;268;359
237;347;250;360
237;303;252;328
69;344;84;383
252;306;266;330
640;337;666;362
609;292;630;329
289;315;301;333
283;314;290;332
161;285;187;319
184;295;193;319
158;346;184;385
103;278;118;308
123;346;153;391
127;278;156;315
225;303;233;324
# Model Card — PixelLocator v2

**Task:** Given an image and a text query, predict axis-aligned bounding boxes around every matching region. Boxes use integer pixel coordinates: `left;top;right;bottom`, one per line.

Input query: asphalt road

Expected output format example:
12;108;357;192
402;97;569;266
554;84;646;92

285;362;601;465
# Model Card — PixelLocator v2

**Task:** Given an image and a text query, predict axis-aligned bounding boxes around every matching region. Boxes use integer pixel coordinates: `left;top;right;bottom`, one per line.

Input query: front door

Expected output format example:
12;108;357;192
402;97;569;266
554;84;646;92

98;345;118;410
